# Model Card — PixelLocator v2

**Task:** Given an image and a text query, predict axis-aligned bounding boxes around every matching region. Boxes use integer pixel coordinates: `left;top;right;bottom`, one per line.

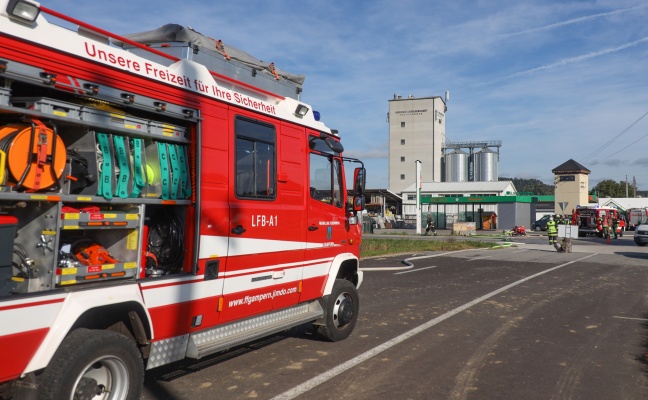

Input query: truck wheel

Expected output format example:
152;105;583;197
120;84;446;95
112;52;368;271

636;242;647;247
317;279;359;342
38;328;143;400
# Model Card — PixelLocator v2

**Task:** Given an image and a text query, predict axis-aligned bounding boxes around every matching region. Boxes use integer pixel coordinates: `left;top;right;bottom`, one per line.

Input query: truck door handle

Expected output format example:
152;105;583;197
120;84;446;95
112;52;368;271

231;225;246;235
308;226;318;231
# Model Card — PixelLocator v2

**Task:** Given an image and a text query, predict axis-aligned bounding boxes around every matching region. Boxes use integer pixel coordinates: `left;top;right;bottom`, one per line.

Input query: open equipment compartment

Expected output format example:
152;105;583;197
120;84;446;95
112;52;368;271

0;72;197;296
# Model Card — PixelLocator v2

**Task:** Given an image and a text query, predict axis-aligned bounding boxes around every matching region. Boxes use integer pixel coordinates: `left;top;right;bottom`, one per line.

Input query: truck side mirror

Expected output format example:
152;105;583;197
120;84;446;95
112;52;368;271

352;167;366;212
353;167;365;195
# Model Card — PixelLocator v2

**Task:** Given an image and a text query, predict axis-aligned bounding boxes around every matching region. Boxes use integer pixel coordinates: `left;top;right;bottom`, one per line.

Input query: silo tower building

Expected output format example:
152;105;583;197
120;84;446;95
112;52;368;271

387;94;447;194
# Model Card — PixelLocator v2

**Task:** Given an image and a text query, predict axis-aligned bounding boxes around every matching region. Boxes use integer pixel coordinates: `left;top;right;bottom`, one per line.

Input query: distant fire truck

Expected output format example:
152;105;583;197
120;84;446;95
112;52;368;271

625;207;648;231
575;206;625;237
0;1;366;398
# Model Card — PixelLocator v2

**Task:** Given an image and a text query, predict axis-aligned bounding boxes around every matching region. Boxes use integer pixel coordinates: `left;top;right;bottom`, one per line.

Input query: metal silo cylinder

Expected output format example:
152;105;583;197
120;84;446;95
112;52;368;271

474;147;498;182
444;149;468;182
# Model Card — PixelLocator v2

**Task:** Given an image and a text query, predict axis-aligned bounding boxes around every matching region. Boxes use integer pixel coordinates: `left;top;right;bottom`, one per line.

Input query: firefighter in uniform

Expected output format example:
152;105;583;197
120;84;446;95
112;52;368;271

596;216;602;236
424;213;437;236
602;215;610;239
612;217;619;239
546;215;558;246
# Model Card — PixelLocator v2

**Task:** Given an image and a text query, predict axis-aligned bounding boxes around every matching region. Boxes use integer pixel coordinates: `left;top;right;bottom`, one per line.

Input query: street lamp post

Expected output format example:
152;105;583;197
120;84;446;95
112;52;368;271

416;160;422;235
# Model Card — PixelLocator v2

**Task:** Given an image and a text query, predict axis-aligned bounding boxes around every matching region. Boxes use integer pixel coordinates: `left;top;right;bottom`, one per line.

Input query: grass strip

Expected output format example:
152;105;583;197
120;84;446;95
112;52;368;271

361;237;500;258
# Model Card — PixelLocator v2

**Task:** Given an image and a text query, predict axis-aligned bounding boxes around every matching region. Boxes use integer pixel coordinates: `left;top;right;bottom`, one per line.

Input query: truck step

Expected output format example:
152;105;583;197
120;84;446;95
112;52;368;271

186;301;323;359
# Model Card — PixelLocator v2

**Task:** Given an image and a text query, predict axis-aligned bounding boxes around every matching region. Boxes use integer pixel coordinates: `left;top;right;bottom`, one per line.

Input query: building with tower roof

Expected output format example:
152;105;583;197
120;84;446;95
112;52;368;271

552;159;590;215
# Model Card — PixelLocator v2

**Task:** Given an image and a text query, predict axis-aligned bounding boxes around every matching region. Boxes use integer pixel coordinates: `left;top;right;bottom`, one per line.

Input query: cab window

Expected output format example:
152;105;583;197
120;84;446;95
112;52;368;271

310;153;343;208
235;117;276;199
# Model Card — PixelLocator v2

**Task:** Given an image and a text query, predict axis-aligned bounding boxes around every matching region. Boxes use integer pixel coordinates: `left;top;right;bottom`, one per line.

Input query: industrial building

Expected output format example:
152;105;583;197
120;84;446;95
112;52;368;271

386;94;512;230
387;94;502;192
443;140;502;182
388;94;447;194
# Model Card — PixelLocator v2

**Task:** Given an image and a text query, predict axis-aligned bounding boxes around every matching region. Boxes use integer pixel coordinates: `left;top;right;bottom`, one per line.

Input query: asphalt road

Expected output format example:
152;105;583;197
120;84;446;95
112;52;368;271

141;234;648;400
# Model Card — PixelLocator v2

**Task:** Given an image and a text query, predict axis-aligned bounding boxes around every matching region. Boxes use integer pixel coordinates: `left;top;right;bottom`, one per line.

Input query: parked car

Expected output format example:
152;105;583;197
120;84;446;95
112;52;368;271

532;215;551;231
634;223;648;246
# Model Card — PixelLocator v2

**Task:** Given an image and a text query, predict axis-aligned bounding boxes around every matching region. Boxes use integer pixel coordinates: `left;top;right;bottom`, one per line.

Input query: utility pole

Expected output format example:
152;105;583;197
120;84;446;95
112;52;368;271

626;175;628;198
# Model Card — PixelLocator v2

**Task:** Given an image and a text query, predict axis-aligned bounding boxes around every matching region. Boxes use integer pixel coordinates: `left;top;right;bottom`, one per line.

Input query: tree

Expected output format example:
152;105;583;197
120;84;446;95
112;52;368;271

499;177;553;195
590;179;626;198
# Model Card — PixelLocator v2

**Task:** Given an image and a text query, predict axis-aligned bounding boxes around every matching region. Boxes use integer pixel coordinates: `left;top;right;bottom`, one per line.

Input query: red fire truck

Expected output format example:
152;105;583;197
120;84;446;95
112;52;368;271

0;1;366;398
625;207;648;231
575;206;625;237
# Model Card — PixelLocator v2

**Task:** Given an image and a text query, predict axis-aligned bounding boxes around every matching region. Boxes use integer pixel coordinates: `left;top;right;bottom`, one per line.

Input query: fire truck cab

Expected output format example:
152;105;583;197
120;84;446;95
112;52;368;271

0;1;366;398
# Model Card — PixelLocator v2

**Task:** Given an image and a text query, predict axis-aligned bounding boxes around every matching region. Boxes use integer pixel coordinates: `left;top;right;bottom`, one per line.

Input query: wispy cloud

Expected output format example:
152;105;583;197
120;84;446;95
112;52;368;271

506;36;648;79
602;159;623;167
632;158;648;167
499;5;648;39
343;148;388;160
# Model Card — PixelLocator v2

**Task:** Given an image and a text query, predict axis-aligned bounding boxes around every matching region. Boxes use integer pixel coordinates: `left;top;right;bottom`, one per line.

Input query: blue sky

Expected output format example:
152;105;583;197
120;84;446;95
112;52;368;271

42;1;648;191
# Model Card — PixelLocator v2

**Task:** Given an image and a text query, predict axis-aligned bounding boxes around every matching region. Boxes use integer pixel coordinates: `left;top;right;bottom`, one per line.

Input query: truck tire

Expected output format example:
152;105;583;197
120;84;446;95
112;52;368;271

534;225;541;232
317;279;359;342
38;328;143;400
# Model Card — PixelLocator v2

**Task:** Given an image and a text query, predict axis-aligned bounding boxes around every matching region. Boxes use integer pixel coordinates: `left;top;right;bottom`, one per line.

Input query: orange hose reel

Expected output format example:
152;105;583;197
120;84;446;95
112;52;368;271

0;122;66;190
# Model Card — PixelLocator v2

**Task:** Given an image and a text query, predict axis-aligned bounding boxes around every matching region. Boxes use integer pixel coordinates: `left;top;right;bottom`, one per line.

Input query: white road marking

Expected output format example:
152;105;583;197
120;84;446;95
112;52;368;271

394;265;438;275
404;249;470;261
467;255;493;262
270;253;598;400
612;316;648;321
360;249;470;272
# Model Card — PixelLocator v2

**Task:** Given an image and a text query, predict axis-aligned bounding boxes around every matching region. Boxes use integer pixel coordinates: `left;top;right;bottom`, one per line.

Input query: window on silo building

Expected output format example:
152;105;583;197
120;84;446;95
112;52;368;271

400;156;405;162
401;122;405;127
400;174;405;180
